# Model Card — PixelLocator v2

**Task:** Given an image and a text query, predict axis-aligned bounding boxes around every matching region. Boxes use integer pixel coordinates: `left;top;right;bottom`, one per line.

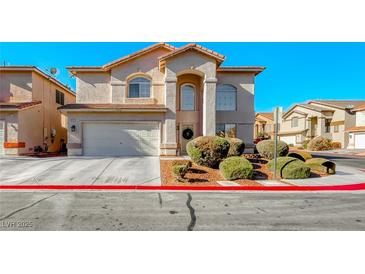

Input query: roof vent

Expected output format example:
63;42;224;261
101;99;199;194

345;104;355;110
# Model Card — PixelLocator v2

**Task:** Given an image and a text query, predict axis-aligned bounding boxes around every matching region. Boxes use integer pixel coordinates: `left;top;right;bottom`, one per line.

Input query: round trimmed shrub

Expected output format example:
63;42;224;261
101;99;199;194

287;151;312;161
186;136;230;168
267;156;310;179
305;158;336;174
256;140;289;160
307;136;333;151
226;138;245;157
219;156;253;180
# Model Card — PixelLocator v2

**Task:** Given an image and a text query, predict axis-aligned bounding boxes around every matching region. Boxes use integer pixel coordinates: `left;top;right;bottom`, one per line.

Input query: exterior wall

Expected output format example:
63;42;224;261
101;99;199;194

0;71;32;102
0;112;19;155
66;112;165;156
254;115;274;139
216;72;255;145
76;72;111;103
356;111;365;126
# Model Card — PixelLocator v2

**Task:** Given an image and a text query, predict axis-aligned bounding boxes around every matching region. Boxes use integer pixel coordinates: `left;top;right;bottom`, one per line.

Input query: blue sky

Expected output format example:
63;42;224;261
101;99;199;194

0;42;364;112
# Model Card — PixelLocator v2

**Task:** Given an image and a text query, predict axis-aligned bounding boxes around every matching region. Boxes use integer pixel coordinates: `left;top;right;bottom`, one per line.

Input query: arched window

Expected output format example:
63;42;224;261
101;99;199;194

216;84;236;111
128;77;151;98
180;84;195;111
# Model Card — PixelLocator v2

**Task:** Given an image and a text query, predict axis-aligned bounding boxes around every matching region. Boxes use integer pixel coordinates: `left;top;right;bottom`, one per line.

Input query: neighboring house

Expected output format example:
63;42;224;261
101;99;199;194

59;43;265;156
0;66;75;155
279;100;365;148
347;103;365;149
254;112;274;139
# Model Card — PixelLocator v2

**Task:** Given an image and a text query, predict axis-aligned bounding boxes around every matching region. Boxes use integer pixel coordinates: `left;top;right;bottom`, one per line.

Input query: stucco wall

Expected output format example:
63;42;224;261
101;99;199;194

0;71;32;102
0;112;19;155
76;72;111;103
356;111;365;126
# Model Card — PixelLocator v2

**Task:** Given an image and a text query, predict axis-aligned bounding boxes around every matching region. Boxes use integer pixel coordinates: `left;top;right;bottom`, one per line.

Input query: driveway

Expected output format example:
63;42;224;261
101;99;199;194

0;156;161;186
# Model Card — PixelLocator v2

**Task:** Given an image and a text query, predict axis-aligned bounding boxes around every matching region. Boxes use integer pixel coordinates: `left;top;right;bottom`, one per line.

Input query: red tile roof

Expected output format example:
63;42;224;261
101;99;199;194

346;126;365;132
0;101;42;110
159;43;225;64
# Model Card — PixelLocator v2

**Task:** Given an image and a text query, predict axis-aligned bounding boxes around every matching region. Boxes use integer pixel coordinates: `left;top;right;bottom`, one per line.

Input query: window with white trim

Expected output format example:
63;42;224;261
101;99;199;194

291;117;298;128
180;85;195;111
216;84;236;111
128;77;151;98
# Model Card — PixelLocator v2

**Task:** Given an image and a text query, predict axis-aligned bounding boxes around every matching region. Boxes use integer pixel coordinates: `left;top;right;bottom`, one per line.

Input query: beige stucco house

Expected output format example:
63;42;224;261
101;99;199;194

254;112;275;139
59;43;265;156
347;103;365;149
0;66;76;155
278;100;365;148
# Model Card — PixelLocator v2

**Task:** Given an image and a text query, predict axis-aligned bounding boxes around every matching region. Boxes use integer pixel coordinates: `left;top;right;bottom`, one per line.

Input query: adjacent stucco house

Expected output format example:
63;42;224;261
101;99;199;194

254;112;275;139
0;66;76;155
347;103;365;149
279;100;365;148
59;43;265;156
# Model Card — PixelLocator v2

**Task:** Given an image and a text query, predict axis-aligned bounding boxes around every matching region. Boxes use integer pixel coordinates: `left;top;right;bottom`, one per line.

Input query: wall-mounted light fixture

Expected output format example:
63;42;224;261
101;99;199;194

71;125;76;132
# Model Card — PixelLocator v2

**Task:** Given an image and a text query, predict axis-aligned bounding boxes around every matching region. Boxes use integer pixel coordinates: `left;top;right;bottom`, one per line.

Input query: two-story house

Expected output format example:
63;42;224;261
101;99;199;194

278;100;365;148
0;66;76;155
347;103;365;149
59;43;265;156
254;112;275;139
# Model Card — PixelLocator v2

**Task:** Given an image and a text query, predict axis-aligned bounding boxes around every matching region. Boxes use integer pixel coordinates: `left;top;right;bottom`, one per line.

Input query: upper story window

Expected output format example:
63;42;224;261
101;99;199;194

325;119;331;133
128;77;151;98
180;84;195;111
216;84;236;111
56;90;65;105
291;117;298;128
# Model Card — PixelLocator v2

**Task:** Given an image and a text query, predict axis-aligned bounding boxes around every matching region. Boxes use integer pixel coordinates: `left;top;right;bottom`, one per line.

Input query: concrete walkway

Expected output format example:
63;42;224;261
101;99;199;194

0;156;161;186
283;164;365;186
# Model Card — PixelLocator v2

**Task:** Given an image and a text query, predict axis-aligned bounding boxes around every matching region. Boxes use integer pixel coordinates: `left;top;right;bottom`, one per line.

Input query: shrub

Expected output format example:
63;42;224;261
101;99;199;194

256;140;289;160
226;138;245;157
302;139;310;149
267;156;310;179
287;151;313;161
332;142;342;149
219;156;253;180
305;158;336;174
307;136;333;151
186;136;230;168
171;159;192;168
172;164;188;181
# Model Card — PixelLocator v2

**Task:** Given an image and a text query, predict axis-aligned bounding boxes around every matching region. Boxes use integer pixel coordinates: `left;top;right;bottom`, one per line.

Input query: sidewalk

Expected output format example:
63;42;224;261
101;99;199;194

298;148;365;157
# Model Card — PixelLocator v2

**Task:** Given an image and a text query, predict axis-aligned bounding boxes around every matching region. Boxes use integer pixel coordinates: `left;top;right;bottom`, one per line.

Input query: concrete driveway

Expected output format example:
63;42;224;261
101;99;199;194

0;156;161;186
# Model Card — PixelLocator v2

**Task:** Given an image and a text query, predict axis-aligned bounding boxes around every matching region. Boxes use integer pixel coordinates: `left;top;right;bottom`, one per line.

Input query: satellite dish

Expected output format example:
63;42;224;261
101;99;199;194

345;104;355;109
50;67;58;75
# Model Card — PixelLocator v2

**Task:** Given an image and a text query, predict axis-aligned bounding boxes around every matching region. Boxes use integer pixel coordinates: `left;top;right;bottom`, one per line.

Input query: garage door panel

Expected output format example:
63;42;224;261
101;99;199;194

355;133;365;149
83;123;159;156
280;135;296;145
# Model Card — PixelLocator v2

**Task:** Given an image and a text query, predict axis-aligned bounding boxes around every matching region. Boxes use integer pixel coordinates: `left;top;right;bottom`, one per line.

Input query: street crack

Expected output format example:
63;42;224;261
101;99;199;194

0;193;58;221
186;193;196;231
158;193;163;208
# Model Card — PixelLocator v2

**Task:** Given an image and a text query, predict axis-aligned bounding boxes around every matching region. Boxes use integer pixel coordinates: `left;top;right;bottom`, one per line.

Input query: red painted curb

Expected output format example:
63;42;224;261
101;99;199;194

1;183;365;191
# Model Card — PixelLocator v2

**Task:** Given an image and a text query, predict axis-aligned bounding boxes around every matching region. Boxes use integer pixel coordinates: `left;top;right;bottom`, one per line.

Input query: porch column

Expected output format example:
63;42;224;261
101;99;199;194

162;76;178;155
306;118;312;138
317;116;326;136
203;77;217;136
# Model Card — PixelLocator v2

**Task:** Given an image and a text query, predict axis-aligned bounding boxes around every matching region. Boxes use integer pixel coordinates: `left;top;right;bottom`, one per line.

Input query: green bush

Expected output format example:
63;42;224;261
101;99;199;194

287;151;313;161
305;158;336;174
302;139;310;149
256;140;289;159
307;136;333;151
172;164;188;181
219;156;253;180
226;138;245;157
171;159;192;168
186;136;230;168
267;156;310;179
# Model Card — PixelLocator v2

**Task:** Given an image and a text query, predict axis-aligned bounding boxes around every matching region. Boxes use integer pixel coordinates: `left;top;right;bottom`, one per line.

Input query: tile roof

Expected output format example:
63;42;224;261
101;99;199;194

256;112;274;120
353;103;365;112
346;126;365;132
159;43;225;64
0;101;42;110
309;100;365;110
58;103;167;112
217;66;266;75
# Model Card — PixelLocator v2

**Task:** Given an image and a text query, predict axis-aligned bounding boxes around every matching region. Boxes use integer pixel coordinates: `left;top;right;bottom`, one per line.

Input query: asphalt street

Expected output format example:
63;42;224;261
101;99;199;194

311;153;365;169
1;191;365;231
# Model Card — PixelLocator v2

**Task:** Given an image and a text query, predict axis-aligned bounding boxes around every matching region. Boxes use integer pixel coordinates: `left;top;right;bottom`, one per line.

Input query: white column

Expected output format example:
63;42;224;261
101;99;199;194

163;76;177;146
203;77;217;136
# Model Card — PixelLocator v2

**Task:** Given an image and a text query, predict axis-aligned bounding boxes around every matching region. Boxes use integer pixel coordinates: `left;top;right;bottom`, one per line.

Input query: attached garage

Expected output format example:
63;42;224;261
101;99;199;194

82;122;160;156
354;133;365;149
280;135;297;146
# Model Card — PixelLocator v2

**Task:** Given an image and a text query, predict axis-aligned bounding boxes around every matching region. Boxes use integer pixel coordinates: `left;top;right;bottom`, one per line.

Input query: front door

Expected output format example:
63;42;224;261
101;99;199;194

180;124;194;155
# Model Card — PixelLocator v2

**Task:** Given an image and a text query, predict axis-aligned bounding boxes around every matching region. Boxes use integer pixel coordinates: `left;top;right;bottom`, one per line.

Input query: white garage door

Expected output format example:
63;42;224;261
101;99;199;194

83;122;160;156
354;133;365;149
0;121;4;155
280;135;296;146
